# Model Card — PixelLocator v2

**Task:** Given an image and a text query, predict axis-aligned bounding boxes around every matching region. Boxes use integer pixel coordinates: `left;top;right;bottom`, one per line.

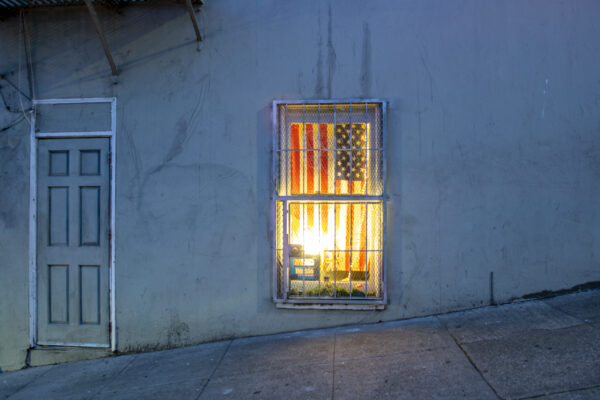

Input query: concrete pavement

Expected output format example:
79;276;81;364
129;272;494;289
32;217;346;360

2;289;599;399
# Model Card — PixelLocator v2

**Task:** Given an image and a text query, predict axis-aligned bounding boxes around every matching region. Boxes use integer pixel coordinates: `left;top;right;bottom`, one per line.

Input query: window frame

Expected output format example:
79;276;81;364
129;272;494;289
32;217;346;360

271;99;388;307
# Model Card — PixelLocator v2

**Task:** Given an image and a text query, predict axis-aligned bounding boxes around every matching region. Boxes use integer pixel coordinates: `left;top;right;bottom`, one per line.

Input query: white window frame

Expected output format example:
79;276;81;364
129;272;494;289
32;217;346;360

271;99;388;309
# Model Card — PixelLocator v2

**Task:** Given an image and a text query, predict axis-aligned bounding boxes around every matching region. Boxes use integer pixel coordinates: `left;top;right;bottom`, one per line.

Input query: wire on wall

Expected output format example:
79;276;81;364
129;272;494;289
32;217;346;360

22;9;35;101
0;75;32;105
0;11;34;133
15;9;34;127
0;114;26;134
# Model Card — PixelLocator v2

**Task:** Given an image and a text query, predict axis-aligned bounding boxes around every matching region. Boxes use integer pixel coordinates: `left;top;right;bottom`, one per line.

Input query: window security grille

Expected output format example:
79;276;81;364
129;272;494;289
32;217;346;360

272;101;386;305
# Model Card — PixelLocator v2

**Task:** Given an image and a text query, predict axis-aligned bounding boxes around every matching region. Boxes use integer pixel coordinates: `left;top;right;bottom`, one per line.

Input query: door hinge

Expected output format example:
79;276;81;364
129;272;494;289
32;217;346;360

107;152;112;166
108;229;112;241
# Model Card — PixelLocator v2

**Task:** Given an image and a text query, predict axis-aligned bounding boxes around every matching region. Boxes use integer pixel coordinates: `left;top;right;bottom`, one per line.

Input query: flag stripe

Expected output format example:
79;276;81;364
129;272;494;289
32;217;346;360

290;124;301;237
306;124;314;229
306;124;314;193
320;124;328;233
291;124;301;195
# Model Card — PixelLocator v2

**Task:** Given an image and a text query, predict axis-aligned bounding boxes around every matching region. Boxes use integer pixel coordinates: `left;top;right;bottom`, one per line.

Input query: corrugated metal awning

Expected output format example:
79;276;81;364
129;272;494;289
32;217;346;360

0;0;201;9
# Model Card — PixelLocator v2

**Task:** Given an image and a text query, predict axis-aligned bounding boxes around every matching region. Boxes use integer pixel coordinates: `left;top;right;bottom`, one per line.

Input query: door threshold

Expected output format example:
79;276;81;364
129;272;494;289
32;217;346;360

36;341;110;348
29;345;113;367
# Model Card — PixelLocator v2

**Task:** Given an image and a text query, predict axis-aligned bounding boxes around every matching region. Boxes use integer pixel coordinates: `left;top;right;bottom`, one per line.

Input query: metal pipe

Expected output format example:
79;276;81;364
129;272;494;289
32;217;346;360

83;0;118;77
185;0;203;43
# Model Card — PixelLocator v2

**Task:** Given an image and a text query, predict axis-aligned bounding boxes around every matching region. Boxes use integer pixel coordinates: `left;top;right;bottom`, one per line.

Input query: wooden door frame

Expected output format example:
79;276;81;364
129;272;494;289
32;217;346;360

28;98;117;351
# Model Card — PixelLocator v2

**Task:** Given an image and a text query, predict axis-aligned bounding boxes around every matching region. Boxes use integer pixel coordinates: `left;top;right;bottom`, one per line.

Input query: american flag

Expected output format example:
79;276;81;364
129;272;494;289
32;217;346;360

335;123;367;182
289;122;369;273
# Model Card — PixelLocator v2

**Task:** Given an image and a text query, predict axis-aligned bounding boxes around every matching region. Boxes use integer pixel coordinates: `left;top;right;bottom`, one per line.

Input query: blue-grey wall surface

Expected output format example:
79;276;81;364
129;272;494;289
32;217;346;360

1;0;599;370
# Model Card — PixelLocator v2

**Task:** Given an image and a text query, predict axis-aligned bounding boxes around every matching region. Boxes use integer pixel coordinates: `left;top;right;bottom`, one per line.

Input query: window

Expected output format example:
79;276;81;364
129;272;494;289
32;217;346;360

273;101;386;306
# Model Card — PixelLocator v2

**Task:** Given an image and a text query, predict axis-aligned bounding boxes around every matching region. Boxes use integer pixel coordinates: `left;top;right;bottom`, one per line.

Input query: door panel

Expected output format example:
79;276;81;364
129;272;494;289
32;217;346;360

48;265;69;324
48;186;69;246
37;138;110;345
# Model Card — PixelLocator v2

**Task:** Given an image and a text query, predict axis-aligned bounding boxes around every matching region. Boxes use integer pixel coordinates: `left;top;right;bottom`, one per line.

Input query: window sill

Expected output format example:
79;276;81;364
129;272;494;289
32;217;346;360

275;300;386;311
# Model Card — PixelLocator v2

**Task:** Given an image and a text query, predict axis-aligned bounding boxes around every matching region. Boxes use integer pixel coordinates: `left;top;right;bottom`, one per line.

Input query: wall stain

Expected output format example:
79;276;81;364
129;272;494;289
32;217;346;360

360;22;371;97
418;44;434;103
416;79;422;156
136;76;208;208
0;136;26;229
326;5;336;98
583;142;600;178
297;71;305;97
137;120;190;208
402;240;422;306
122;115;142;203
166;313;190;347
164;119;190;164
455;140;475;188
314;13;325;97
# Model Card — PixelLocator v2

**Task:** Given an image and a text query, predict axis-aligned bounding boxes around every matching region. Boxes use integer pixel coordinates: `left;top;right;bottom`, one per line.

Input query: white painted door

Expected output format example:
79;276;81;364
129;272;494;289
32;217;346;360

36;138;110;346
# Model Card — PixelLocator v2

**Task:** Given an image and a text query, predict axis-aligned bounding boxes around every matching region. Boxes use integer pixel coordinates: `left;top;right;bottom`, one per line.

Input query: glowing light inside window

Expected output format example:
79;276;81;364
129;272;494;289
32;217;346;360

275;103;384;299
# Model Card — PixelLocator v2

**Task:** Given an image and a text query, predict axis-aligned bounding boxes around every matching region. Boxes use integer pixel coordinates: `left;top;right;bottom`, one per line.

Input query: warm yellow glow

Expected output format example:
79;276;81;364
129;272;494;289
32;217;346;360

284;120;379;277
288;203;383;276
301;228;327;255
293;258;315;266
295;267;314;277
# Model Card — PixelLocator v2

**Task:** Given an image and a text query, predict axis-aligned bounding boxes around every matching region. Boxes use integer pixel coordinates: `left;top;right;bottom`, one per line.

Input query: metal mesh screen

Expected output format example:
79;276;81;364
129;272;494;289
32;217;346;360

276;103;383;197
274;101;385;302
285;201;383;299
276;201;284;250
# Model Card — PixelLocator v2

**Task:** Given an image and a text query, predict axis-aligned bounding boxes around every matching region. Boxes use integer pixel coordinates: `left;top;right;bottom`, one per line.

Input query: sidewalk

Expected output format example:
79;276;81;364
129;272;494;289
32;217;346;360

1;289;599;400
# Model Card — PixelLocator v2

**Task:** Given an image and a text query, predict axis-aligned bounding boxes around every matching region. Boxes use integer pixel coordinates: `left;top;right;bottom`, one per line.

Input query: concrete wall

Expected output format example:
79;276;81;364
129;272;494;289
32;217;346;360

1;0;599;370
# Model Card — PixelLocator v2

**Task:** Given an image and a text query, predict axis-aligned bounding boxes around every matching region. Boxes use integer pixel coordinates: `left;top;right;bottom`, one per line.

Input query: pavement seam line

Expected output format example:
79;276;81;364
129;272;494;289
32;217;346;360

6;363;55;399
334;343;451;363
194;339;233;400
90;355;138;400
452;324;587;348
436;316;505;400
331;330;337;400
515;384;600;400
540;298;593;327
